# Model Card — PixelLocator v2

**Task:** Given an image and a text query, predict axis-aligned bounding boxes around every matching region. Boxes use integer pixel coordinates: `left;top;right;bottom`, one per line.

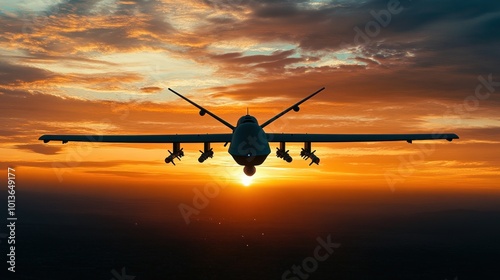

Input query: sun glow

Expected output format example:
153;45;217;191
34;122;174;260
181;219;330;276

241;174;253;187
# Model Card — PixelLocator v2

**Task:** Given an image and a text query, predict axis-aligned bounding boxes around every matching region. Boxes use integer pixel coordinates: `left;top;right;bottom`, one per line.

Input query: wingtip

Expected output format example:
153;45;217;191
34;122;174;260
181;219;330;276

446;133;459;141
39;135;51;143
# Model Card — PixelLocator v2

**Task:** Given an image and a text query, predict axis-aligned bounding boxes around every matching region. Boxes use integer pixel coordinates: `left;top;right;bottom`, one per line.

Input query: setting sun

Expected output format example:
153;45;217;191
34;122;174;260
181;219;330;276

241;174;253;187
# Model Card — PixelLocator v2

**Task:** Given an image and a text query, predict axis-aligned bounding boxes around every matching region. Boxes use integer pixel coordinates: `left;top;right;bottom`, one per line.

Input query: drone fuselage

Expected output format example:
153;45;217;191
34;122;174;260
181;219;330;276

229;115;270;168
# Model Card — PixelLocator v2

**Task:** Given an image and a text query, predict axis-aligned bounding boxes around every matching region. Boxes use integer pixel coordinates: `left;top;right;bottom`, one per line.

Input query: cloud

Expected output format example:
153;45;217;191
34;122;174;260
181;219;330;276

2;0;499;86
0;60;143;91
15;144;63;155
0;0;175;56
205;65;494;104
0;60;54;85
186;0;500;78
0;160;159;170
140;86;162;93
0;88;237;142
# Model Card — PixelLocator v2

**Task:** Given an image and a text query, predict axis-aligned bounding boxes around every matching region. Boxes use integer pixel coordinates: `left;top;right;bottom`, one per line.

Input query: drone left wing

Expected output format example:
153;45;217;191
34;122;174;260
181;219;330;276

39;133;233;165
39;134;233;143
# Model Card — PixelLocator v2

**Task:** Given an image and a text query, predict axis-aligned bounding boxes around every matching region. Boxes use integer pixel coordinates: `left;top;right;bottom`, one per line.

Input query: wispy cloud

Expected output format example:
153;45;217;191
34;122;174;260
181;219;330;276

15;144;63;155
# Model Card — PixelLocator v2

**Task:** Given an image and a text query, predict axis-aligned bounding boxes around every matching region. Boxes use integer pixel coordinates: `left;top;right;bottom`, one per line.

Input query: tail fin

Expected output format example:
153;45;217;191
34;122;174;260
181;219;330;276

260;87;325;128
168;88;235;130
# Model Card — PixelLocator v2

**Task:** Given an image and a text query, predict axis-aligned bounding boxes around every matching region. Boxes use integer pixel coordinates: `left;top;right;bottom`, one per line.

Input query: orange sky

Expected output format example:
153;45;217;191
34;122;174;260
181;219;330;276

1;0;499;197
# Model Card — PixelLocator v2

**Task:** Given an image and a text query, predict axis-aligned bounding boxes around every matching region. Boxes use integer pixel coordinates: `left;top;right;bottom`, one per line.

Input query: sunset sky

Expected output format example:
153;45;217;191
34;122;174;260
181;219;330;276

2;1;500;279
1;0;499;193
